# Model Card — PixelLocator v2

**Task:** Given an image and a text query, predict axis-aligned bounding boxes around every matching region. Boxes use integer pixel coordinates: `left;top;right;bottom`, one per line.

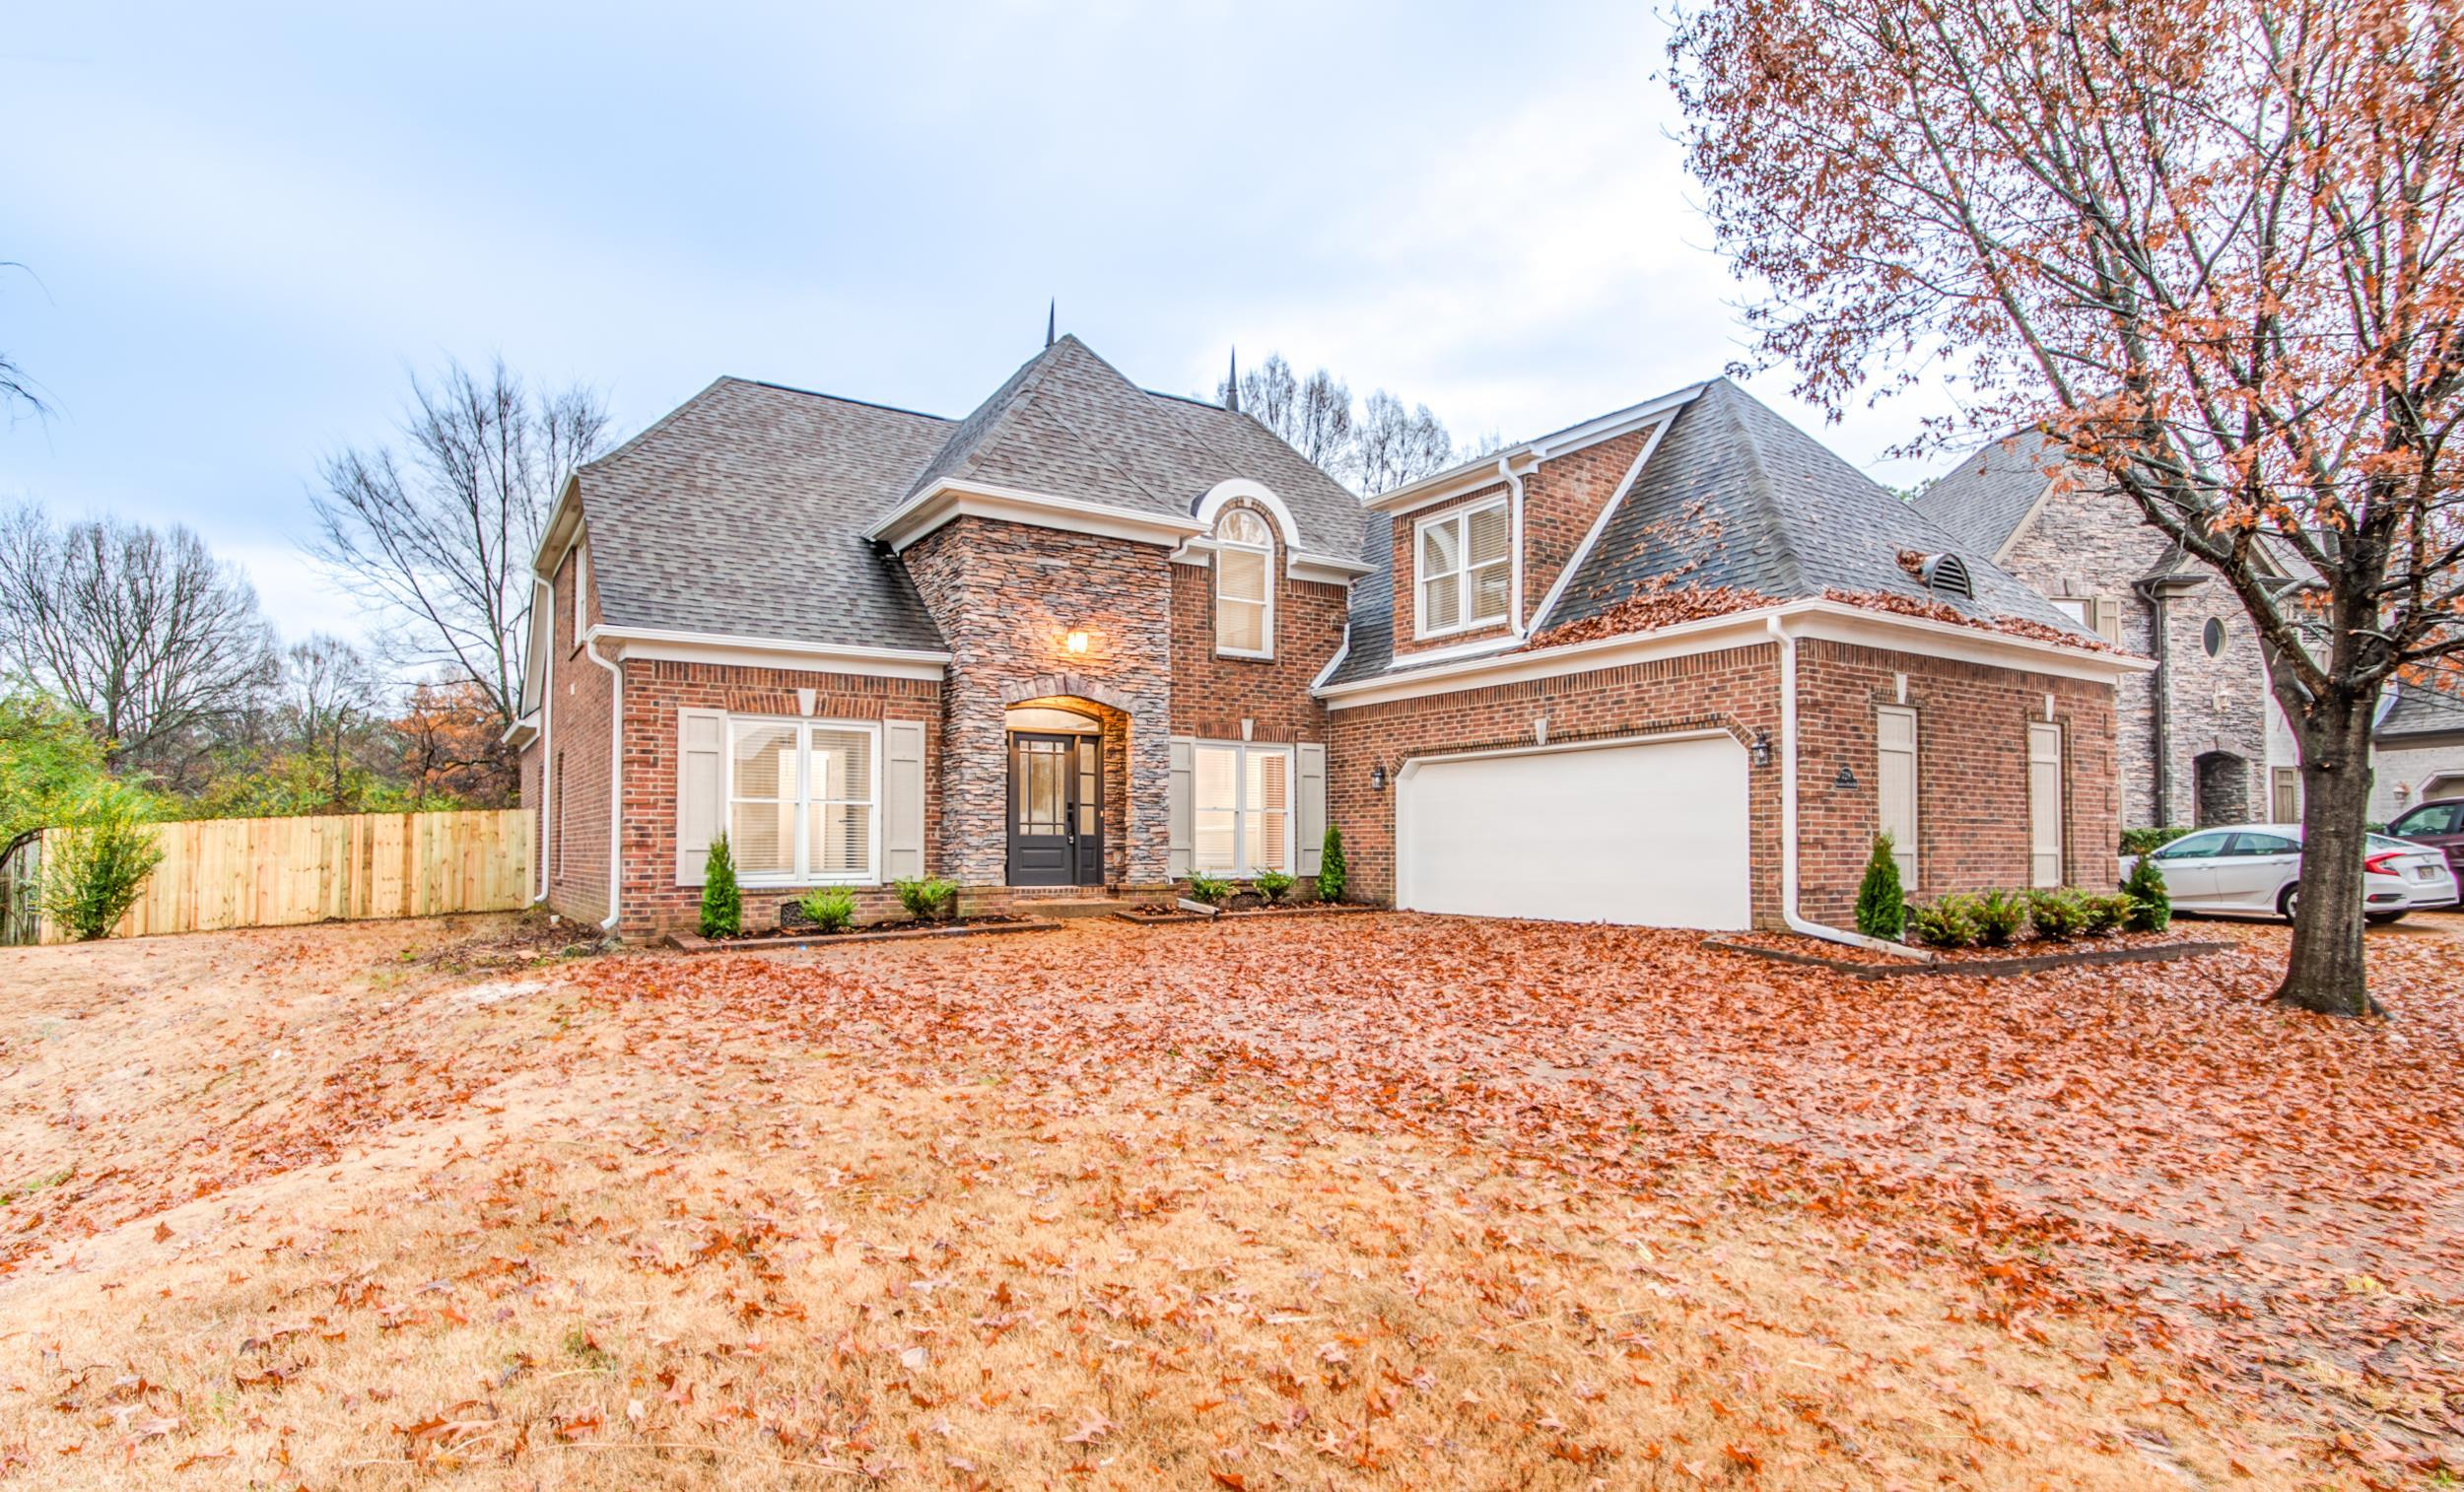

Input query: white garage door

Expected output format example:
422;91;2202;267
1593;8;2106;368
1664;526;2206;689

1397;734;1751;928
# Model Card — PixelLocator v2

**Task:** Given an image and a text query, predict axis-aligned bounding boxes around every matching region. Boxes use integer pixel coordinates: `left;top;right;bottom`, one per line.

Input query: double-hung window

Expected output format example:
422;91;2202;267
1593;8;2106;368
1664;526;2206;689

1415;498;1510;637
725;718;878;884
1193;742;1293;876
1214;509;1273;658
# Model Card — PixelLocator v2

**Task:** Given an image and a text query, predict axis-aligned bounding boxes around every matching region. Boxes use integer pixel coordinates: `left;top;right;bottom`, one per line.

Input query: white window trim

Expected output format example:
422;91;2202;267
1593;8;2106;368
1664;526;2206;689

722;714;883;887
1213;513;1275;661
1412;497;1512;640
1191;740;1296;878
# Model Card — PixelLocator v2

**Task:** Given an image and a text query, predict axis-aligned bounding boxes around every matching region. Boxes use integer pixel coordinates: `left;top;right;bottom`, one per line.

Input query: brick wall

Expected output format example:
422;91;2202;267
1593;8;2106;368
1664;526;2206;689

1169;501;1345;743
542;539;615;925
904;516;1175;885
613;658;943;939
1521;427;1649;621
1389;482;1518;660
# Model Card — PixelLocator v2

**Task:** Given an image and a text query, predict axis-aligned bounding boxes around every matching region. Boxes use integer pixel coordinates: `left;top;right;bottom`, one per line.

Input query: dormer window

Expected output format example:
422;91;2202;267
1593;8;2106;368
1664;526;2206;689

1415;498;1511;638
1214;509;1273;658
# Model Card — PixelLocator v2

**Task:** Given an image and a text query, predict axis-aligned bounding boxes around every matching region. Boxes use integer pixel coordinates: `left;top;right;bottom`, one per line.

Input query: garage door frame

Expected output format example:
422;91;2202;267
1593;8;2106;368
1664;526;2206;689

1393;727;1751;926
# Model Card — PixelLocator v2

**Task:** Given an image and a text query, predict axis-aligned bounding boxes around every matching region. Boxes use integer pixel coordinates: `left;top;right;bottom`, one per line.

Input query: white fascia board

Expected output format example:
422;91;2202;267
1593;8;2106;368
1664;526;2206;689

1363;381;1708;515
1289;550;1372;584
865;479;1204;551
1318;598;2149;710
593;625;951;680
501;712;542;748
530;476;585;576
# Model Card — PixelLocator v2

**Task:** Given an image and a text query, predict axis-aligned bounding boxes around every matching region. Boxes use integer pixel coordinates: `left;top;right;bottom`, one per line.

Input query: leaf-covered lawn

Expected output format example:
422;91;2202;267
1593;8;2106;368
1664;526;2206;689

0;911;2455;1487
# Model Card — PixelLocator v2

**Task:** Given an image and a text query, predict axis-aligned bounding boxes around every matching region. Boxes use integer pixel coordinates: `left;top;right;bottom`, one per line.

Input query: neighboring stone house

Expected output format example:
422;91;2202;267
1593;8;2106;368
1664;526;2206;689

2371;684;2464;822
510;336;2139;939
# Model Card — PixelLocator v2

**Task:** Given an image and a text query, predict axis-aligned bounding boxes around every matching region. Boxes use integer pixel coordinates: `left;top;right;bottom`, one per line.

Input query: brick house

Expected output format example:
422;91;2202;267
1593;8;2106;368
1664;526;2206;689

1917;432;2464;828
509;336;2142;939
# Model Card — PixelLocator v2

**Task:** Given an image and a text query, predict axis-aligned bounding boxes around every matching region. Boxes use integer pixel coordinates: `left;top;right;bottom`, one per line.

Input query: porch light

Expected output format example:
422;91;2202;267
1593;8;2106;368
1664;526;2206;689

1370;764;1388;792
1063;628;1090;655
1748;729;1771;769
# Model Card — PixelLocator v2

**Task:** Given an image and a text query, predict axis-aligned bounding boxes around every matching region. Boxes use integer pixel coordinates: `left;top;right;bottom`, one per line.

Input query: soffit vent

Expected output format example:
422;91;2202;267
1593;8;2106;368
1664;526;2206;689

1918;553;1974;600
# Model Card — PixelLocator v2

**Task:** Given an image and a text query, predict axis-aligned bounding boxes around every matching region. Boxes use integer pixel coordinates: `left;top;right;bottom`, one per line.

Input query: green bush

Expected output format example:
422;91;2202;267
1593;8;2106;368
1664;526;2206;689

1188;872;1232;906
2122;853;2172;932
1971;888;2029;947
1854;834;1905;941
1254;868;1294;904
798;886;856;933
699;833;741;938
894;876;958;921
2079;890;2134;935
1906;894;1979;949
2026;887;2089;940
1316;826;1347;904
37;789;165;941
2118;825;2192;856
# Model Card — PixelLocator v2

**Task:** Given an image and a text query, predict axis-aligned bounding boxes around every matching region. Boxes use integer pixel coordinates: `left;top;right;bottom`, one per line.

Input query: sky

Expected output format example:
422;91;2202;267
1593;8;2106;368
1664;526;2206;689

3;1;1964;649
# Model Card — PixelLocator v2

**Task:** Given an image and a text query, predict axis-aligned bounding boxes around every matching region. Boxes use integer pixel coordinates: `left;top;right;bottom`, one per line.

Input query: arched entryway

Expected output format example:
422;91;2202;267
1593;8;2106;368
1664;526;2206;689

2193;750;2250;826
1002;702;1107;886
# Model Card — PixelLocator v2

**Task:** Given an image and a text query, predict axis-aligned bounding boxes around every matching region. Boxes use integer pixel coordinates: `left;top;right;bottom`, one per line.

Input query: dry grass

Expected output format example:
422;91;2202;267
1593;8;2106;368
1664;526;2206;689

0;913;2438;1487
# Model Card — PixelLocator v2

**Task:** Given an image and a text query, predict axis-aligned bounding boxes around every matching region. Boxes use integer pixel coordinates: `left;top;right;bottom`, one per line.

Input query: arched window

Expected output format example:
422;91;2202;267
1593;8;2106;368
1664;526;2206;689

1214;509;1273;658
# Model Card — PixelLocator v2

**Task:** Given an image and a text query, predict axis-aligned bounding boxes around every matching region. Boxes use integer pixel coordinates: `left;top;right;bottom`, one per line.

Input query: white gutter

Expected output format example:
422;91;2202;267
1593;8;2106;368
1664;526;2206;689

582;629;624;933
1768;614;1933;960
1500;455;1530;638
532;580;554;905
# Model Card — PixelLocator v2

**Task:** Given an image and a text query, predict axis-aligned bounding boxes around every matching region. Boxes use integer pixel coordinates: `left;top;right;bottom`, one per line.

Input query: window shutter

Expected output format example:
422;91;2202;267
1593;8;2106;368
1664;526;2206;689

884;718;926;882
1168;737;1194;879
1876;707;1919;887
1296;743;1326;876
2028;722;2065;888
2093;595;2123;644
676;710;724;886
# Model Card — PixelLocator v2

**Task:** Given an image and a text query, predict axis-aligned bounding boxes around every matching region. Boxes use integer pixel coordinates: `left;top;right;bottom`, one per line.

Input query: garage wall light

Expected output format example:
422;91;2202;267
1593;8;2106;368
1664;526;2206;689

1369;764;1388;792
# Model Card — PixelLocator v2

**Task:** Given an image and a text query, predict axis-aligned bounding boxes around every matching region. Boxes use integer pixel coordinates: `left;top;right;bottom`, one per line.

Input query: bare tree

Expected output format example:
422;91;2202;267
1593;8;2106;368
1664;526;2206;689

1221;353;1485;492
279;634;386;805
1221;354;1300;440
2;258;47;420
1290;369;1357;474
1354;391;1461;495
307;357;608;733
0;503;279;778
1670;0;2464;1015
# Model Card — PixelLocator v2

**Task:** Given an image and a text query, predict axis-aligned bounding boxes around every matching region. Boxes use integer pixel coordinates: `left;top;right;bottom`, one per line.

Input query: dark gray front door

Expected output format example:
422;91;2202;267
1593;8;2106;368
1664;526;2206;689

1006;733;1103;886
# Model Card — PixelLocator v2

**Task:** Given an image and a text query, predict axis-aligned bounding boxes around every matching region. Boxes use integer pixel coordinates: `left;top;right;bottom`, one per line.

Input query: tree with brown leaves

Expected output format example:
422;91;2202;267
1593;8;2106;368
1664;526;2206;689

1670;0;2464;1014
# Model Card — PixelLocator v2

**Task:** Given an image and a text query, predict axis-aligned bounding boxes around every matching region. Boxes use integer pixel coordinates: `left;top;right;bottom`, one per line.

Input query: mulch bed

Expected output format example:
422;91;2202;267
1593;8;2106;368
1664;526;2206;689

667;916;1058;954
1706;928;2231;979
1113;902;1386;926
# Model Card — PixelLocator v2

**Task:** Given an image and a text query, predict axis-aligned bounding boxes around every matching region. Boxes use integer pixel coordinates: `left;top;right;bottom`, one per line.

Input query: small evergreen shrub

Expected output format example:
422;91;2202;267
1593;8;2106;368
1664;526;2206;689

699;833;741;938
1971;888;2028;947
1188;872;1232;906
2026;887;2089;940
2122;853;2172;932
1254;868;1294;904
2079;890;2135;935
2119;826;2193;856
36;793;163;941
1906;894;1980;949
1854;833;1905;941
798;886;856;933
894;876;958;921
1316;826;1347;904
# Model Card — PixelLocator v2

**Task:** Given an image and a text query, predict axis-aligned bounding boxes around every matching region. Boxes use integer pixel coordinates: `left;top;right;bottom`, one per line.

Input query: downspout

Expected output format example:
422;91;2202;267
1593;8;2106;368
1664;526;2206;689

531;576;554;906
1500;455;1529;638
1768;615;1932;959
2134;576;2171;826
582;630;623;934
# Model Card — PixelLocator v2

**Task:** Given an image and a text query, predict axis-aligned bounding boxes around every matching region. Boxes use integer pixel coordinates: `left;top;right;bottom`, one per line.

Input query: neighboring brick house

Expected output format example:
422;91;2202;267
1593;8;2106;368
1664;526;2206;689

509;337;2140;939
1918;431;2464;830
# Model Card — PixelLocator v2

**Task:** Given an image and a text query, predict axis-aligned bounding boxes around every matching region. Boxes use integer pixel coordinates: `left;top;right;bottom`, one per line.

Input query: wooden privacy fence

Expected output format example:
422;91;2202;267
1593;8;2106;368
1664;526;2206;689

27;809;533;943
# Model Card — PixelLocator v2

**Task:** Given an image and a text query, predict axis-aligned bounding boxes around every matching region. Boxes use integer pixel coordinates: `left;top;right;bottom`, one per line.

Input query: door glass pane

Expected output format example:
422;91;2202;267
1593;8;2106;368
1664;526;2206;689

1076;739;1097;837
1017;744;1068;835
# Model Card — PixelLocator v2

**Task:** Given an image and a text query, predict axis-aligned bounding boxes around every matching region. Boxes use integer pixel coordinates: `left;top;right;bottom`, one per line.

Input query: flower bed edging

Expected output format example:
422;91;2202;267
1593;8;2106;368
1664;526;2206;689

1702;935;2232;980
667;917;1061;954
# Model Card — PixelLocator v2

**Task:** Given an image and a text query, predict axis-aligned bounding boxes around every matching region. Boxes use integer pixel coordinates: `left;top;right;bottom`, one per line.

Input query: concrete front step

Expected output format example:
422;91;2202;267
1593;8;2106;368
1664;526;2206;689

1021;897;1133;919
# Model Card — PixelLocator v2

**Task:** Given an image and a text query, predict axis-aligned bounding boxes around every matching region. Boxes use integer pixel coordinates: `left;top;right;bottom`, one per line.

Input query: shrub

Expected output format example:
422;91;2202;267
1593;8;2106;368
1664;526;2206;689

2079;890;2134;935
1316;826;1347;904
894;876;958;921
798;886;856;933
2026;887;2089;940
1254;868;1294;904
1970;888;2028;947
699;833;741;938
2118;825;2192;856
1188;872;1232;906
2122;852;2172;932
1854;833;1905;941
1906;894;1979;949
35;790;164;941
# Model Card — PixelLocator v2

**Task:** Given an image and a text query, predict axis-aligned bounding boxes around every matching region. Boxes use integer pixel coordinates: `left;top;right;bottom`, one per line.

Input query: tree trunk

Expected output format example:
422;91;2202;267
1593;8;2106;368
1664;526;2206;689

2276;691;2380;1017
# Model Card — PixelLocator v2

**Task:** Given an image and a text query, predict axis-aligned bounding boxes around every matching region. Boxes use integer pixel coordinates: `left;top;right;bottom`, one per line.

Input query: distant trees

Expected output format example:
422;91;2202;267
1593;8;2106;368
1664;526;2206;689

0;503;280;782
2;256;44;420
308;357;609;736
1219;354;1495;495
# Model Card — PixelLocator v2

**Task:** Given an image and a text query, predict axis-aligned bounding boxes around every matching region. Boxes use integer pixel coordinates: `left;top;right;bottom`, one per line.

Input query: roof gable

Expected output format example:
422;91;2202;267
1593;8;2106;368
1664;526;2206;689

1913;429;2065;559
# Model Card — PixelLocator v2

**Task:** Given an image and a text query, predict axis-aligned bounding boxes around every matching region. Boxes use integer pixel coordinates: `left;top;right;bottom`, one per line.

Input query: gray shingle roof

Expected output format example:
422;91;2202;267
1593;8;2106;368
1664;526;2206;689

2380;682;2464;740
577;377;954;650
1912;428;2063;558
1326;378;2093;688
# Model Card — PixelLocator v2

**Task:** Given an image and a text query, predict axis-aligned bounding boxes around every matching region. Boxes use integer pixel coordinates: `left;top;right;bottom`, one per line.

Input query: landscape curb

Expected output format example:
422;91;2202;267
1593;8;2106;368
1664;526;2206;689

666;917;1063;954
1702;935;2233;980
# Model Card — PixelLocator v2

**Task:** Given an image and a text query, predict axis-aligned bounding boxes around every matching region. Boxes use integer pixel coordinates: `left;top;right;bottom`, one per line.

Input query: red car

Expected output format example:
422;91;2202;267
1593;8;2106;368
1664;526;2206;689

2389;797;2464;899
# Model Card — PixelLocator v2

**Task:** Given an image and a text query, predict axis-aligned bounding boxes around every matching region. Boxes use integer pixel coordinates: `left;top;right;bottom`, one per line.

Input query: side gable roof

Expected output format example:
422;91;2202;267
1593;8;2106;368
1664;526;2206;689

1911;429;2064;559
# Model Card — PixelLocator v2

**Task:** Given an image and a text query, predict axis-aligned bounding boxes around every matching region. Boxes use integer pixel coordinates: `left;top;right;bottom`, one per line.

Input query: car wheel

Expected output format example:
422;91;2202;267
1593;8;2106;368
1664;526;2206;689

2277;883;2299;923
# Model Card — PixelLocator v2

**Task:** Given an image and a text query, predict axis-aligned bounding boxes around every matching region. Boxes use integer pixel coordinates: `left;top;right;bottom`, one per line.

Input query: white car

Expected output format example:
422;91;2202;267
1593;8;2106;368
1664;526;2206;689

2128;822;2458;922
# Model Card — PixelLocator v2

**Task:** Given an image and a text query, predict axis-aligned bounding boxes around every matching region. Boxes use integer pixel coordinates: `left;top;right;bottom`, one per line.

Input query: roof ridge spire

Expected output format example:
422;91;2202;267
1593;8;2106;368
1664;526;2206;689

1226;347;1240;413
1046;300;1056;349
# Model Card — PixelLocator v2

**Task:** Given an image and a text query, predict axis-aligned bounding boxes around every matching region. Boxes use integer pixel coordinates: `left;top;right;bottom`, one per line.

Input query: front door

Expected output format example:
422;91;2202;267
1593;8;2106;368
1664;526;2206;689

1006;732;1103;886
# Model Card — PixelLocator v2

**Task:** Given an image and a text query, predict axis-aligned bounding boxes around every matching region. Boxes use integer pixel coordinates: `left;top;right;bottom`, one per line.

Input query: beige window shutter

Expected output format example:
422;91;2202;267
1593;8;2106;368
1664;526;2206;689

2028;722;2066;888
675;710;724;886
1168;737;1194;879
883;719;927;881
1876;707;1919;887
1296;742;1327;876
2094;595;2123;644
